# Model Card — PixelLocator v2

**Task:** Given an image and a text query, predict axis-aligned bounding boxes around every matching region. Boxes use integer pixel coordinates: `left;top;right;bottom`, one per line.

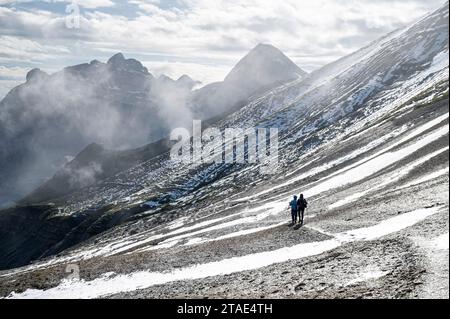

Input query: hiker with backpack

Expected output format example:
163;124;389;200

297;194;308;225
289;195;298;224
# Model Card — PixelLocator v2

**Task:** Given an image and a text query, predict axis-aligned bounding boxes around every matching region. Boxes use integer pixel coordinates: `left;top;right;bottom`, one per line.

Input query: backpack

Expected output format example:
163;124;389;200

298;198;308;208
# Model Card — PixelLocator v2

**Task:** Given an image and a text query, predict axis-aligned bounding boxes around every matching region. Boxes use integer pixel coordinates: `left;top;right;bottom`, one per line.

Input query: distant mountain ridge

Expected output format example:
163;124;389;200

0;44;306;207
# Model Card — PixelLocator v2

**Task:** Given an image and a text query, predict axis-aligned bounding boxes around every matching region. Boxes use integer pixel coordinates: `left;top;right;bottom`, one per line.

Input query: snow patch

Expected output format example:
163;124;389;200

396;167;449;191
7;206;441;299
329;146;449;209
345;268;389;286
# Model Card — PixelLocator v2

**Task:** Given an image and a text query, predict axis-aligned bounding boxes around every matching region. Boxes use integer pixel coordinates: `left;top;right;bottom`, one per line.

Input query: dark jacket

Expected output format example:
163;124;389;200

297;198;308;209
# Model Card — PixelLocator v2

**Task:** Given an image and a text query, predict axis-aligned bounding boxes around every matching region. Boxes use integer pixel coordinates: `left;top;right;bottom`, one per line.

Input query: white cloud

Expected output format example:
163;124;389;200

0;0;445;97
0;79;21;99
142;60;230;84
0;65;28;98
0;0;115;9
0;65;28;78
0;0;27;4
0;35;70;62
72;0;115;9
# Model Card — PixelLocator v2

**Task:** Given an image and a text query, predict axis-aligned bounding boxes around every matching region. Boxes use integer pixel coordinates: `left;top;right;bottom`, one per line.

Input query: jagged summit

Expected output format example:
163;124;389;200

107;52;149;74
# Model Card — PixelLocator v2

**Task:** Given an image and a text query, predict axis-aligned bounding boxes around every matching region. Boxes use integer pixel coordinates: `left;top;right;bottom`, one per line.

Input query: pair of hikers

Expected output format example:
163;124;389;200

289;194;308;225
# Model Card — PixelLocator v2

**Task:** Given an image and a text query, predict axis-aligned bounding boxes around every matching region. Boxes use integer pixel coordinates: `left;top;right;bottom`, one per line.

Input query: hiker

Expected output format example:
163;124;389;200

297;194;308;225
289;195;298;224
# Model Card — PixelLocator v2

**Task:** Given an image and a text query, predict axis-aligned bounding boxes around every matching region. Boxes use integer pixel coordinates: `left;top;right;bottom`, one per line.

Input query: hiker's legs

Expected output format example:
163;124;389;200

299;209;304;224
291;209;297;224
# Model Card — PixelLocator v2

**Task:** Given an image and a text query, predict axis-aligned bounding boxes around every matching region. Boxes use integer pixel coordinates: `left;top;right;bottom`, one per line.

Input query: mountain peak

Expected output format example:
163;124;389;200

177;74;201;89
90;59;102;66
159;74;174;81
107;53;149;74
73;142;107;166
177;74;193;82
107;53;125;65
26;68;49;83
250;43;281;54
224;43;307;92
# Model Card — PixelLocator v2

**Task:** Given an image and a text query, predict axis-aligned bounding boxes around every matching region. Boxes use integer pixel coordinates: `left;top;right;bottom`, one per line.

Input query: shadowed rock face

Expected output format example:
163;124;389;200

0;203;151;271
20;138;170;205
0;205;85;271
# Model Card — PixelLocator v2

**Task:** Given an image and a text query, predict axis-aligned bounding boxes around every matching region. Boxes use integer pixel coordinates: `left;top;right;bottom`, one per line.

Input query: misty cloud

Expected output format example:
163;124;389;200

65;161;104;188
0;54;196;206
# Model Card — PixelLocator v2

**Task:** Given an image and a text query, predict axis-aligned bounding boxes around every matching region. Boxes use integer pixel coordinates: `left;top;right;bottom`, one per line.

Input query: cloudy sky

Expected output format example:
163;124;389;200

0;0;445;98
